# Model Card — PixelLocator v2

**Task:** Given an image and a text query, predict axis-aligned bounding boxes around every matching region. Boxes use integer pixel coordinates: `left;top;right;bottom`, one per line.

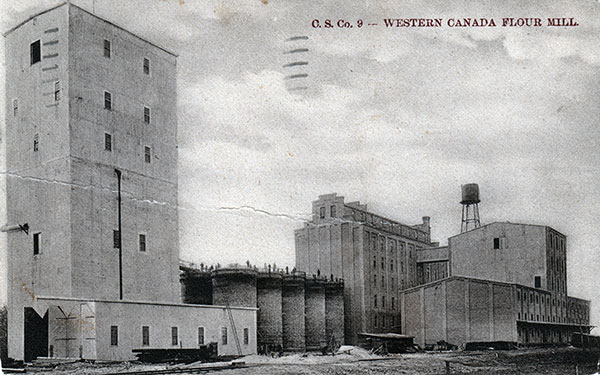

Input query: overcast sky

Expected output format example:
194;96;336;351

1;0;599;327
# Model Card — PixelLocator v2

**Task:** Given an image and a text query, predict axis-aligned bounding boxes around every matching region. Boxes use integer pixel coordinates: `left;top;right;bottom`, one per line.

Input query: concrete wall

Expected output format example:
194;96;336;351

3;3;182;360
449;223;547;290
4;4;73;360
68;4;180;303
38;297;257;361
449;223;571;326
401;277;517;348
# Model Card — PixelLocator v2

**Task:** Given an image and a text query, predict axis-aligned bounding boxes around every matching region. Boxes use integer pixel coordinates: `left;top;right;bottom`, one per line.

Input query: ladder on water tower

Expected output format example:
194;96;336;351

223;294;242;356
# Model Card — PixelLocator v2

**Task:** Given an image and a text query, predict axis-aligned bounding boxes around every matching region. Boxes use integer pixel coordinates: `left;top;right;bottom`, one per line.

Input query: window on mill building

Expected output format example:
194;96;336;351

104;39;111;58
30;40;41;65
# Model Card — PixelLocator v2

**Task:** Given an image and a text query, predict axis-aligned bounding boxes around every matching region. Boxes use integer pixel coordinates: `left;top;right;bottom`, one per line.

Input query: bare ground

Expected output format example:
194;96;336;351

22;347;600;375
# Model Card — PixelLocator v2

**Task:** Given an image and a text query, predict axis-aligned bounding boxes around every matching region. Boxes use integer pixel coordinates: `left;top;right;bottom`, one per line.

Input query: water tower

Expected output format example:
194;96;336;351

460;183;481;233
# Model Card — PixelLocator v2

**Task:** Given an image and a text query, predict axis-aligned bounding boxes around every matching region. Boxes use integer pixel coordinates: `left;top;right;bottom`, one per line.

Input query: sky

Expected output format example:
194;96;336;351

1;0;599;328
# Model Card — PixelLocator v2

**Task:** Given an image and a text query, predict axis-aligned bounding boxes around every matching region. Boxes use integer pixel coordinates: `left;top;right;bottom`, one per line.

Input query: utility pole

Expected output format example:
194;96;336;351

115;169;123;300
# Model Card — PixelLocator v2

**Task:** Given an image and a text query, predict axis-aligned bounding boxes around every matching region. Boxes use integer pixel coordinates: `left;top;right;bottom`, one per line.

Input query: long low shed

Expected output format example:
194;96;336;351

23;296;258;361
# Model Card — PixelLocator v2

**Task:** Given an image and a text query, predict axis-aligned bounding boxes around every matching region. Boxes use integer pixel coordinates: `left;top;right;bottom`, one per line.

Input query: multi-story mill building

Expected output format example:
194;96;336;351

2;3;257;362
295;193;436;345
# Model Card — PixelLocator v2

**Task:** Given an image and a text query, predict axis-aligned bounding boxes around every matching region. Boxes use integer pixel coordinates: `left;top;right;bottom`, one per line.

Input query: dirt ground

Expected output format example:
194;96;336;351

21;347;600;375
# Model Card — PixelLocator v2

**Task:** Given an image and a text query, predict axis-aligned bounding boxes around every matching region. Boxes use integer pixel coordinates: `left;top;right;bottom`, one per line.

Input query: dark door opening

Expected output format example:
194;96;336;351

24;307;48;362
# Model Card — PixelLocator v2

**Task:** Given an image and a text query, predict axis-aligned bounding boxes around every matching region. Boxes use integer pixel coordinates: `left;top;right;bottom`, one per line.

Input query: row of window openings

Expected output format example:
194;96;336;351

373;275;395;289
368;236;413;257
110;326;250;347
30;39;151;75
32;232;148;255
113;231;148;252
373;315;399;329
373;256;398;271
373;295;395;310
319;205;336;219
104;91;152;124
31;132;152;163
13;92;151;125
517;290;567;308
104;133;152;163
11;81;60;116
517;313;567;324
103;39;151;75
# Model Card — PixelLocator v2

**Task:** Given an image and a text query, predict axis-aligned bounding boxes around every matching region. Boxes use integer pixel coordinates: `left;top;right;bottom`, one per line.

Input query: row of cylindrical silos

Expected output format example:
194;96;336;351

180;266;344;352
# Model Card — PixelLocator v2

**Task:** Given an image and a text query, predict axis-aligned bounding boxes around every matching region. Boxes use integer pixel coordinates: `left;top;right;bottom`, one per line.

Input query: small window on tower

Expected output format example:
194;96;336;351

243;328;249;345
143;58;150;74
139;234;146;252
113;230;120;249
142;326;150;346
110;326;118;346
104;39;111;58
534;276;541;288
12;98;18;116
144;146;151;163
104;91;112;110
30;40;41;65
319;206;325;219
171;327;178;346
54;81;61;101
104;133;112;151
330;205;336;218
33;232;41;255
221;327;228;345
144;106;151;123
33;134;39;152
198;327;205;345
493;237;506;249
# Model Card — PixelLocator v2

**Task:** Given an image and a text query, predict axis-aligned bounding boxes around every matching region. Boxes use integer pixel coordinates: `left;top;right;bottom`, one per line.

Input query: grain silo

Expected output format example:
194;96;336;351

304;276;326;351
256;271;283;352
211;268;258;308
324;279;345;348
282;272;306;351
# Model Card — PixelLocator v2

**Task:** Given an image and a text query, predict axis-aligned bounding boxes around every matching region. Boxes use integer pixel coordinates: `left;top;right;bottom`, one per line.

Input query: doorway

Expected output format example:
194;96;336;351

24;307;48;362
